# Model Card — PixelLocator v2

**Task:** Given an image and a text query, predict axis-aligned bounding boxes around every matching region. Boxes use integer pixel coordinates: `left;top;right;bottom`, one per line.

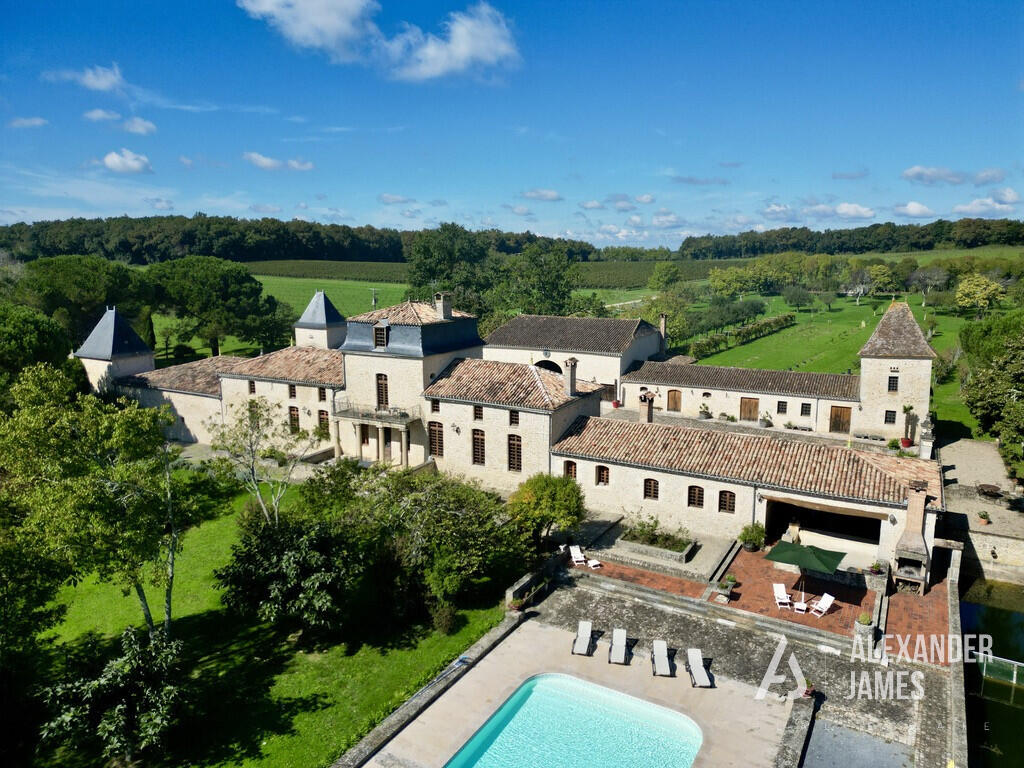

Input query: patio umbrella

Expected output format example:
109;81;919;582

764;541;845;602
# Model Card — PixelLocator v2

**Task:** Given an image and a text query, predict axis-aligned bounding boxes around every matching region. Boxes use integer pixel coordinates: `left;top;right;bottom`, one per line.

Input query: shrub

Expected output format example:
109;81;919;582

738;522;766;549
172;343;195;360
887;438;901;450
429;600;459;634
620;513;691;553
857;612;872;625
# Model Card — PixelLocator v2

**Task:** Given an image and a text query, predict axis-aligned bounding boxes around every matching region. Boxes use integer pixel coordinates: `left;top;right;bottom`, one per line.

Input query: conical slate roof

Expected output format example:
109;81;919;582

858;302;936;359
294;290;345;329
74;307;152;361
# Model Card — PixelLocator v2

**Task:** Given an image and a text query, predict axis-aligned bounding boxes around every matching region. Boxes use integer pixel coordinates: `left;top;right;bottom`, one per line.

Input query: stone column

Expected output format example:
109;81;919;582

355;423;364;462
332;420;342;458
400;427;409;468
376;426;383;463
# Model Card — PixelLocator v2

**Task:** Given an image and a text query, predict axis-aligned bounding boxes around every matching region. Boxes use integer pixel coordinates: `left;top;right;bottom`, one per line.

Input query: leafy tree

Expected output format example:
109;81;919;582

489;242;579;316
994;400;1024;479
955;272;1004;317
892;256;919;288
41;628;184;766
867;264;899;294
647;261;681;291
507;474;587;550
964;338;1024;434
782;285;813;310
908;266;949;305
818;291;838;311
0;303;71;410
406;223;491;316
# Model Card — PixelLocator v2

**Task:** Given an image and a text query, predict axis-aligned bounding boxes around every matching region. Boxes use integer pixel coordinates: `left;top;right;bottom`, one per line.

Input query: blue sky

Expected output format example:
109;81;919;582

2;1;1022;246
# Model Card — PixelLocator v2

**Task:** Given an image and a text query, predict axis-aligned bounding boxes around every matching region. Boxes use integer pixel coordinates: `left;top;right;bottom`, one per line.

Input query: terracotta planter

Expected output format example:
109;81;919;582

900;438;913;448
611;400;620;408
978;517;991;526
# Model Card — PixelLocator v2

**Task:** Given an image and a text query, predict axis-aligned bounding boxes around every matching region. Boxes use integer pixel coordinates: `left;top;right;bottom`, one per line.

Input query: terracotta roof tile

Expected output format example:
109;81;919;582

424;358;602;410
859;302;936;359
552;416;942;507
485;314;659;355
348;301;473;326
120;356;248;396
222;346;345;387
623;361;861;400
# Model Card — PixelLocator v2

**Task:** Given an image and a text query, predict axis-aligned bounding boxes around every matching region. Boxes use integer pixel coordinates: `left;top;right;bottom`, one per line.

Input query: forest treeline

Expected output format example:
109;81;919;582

1;214;1021;266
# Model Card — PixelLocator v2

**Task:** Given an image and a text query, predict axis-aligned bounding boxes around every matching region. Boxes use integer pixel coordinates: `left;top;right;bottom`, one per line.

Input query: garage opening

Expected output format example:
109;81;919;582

765;499;882;569
534;360;562;374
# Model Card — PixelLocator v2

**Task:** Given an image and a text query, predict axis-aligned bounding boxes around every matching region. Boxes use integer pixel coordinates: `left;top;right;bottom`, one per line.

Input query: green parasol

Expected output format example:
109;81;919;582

764;540;845;602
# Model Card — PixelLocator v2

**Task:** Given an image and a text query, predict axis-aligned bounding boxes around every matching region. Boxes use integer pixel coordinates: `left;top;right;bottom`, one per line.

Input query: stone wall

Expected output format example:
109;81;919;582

855;357;931;442
957;528;1024;585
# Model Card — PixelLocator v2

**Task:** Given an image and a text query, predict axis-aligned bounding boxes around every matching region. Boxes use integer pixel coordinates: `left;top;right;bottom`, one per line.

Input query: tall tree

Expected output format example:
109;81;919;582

0;303;71;410
955;272;1004;317
405;223;491;315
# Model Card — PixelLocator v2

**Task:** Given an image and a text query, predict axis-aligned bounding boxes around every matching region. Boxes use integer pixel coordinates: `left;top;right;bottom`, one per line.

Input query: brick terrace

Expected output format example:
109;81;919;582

883;579;950;665
571;560;705;599
713;549;876;637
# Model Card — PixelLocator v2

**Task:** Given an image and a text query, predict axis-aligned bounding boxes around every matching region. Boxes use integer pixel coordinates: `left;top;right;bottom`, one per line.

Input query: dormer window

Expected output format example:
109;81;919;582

373;326;388;348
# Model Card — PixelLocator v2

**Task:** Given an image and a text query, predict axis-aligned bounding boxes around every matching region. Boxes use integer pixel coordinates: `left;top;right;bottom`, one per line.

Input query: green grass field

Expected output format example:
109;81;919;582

869;244;1023;266
698;294;980;435
46;490;505;768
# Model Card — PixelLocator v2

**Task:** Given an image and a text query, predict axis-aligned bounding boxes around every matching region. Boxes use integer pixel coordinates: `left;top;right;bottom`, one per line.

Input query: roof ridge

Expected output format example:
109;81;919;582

529;362;555;408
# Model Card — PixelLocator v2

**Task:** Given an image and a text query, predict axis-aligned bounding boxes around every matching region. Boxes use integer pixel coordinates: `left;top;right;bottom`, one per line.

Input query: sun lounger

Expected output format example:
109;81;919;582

609;628;628;664
572;620;593;656
586;558;602;570
810;592;835;617
773;583;792;609
651;640;672;677
569;545;586;566
686;648;712;688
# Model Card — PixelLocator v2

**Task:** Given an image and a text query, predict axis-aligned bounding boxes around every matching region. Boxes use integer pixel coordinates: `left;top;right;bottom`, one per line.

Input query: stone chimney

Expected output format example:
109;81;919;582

659;313;668;354
564;357;578;397
434;292;452;320
639;391;654;423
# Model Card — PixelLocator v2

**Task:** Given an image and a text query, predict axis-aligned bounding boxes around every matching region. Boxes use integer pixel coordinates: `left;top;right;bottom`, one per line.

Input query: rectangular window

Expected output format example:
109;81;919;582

687;485;704;508
776;400;787;415
360;424;369;445
596;465;609;485
643;478;659;500
472;429;485;465
800;402;811;417
288;406;299;433
430;399;440;413
318;387;327;402
564;460;576;479
428;421;444;456
374;326;387;348
473;405;483;421
248;380;256;395
509;410;519;426
318;410;329;429
884;410;897;424
719;490;736;513
508;434;522;472
888;376;899;392
376;373;388;410
288;384;297;399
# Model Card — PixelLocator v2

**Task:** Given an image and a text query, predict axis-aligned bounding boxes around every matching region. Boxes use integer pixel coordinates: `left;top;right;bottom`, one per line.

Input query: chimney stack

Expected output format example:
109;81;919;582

639;391;654;423
434;291;452;320
659;313;668;354
564;357;578;397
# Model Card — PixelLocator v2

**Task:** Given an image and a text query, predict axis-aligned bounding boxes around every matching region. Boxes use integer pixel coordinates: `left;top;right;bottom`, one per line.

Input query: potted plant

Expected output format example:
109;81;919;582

868;561;884;575
758;412;773;428
803;679;815;698
738;522;766;552
507;597;526;612
978;510;991;526
855;611;873;638
887;438;901;454
900;437;913;449
716;573;737;597
698;403;712;419
611;399;621;408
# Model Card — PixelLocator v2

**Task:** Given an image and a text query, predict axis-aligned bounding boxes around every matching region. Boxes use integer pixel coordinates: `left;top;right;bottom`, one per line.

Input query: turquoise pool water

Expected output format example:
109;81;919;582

444;673;703;768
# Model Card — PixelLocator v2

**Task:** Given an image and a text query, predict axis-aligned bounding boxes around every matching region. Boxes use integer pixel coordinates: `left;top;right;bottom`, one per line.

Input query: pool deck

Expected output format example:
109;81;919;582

365;620;791;768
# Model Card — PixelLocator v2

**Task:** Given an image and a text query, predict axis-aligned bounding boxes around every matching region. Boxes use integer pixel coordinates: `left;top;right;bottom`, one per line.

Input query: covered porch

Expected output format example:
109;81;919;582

332;396;421;467
763;495;886;571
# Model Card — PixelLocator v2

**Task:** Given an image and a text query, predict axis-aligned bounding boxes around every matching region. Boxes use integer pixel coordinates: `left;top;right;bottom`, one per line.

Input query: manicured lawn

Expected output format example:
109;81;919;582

698;294;982;435
46;489;505;768
573;287;656;305
870;244;1023;266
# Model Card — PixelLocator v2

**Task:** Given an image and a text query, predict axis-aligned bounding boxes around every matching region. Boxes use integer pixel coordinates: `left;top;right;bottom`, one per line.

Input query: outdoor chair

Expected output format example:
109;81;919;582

569;545;586;566
685;648;712;688
810;593;835;617
651;640;672;677
586;558;602;570
609;628;628;664
572;620;593;656
773;583;792;609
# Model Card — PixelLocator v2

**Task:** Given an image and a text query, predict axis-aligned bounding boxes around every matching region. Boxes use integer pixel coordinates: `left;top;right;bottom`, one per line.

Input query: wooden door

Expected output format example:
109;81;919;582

739;397;759;421
667;390;682;412
829;406;852;433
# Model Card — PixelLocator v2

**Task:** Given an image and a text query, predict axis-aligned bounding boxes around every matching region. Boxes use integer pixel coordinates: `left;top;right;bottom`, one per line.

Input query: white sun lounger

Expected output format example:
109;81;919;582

569;545;586;566
586;558;602;570
686;648;712;688
773;583;792;609
810;592;835;617
572;620;593;656
609;628;628;664
652;640;672;677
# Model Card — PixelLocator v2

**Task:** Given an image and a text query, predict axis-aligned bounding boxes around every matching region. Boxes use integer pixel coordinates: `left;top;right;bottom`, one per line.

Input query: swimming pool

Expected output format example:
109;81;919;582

443;673;703;767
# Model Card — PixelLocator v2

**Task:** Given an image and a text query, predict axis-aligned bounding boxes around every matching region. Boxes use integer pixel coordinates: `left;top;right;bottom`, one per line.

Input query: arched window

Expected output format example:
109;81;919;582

428;421;444;457
643;478;659;499
667;390;682;412
535;360;562;374
564;460;576;479
507;434;522;472
719;490;736;513
596;465;609;486
687;485;704;508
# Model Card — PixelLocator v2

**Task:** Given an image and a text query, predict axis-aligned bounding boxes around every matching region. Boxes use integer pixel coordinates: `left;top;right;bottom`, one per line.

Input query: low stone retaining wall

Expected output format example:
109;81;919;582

945;549;969;768
772;696;815;768
615;537;695;563
957;528;1024;585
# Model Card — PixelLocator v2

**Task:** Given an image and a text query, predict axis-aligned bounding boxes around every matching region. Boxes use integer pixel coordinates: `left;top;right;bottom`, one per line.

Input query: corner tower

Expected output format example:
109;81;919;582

294;290;347;349
73;307;155;391
856;302;936;446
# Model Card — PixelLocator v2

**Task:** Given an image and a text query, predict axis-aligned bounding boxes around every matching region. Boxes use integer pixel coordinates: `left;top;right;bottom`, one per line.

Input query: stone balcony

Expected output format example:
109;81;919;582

332;397;421;427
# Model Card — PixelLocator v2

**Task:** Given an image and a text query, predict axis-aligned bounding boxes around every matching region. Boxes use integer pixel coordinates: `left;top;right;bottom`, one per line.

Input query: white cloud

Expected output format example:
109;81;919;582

992;187;1020;204
835;202;875;219
249;203;282;214
652;208;683;227
952;197;1015;215
287;158;314;171
44;62;125;91
626;214;643;226
579;200;604;210
973;168;1005;186
613;201;636;212
502;203;532;216
761;202;797;221
243;151;282;169
84;108;121;121
599;224;620;234
179;155;194;168
428;199;448;207
296;201;308;209
103;148;152;173
893;201;935;218
802;203;836;218
123;116;156;135
634;193;655;204
8;116;48;128
378;193;413;204
522;187;562;201
901;165;965;185
144;197;174;211
238;1;518;81
286;115;307;123
400;208;420;218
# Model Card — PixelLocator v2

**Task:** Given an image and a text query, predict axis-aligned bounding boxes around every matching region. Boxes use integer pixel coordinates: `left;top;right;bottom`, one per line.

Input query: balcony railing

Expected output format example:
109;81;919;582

332;396;420;425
